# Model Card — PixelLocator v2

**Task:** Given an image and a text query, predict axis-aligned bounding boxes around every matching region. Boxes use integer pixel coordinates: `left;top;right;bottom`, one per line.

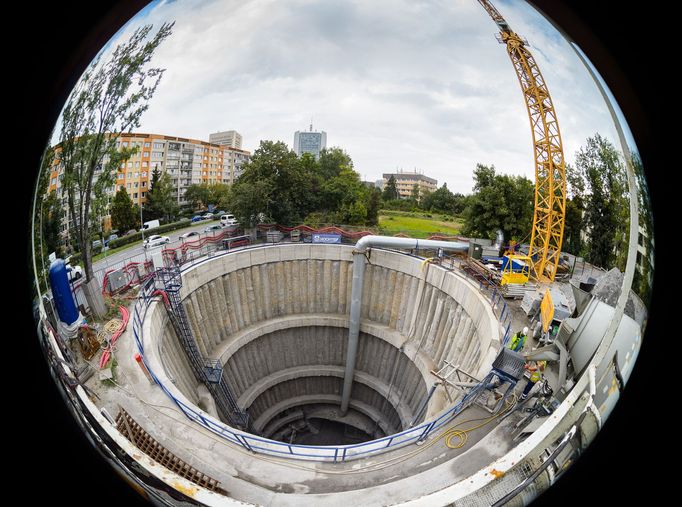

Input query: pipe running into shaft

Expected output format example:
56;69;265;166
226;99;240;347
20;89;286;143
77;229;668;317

340;236;468;414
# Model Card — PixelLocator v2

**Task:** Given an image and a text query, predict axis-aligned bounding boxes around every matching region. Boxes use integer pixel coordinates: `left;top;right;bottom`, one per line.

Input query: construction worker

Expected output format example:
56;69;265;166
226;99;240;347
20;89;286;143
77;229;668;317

508;327;529;352
519;360;547;401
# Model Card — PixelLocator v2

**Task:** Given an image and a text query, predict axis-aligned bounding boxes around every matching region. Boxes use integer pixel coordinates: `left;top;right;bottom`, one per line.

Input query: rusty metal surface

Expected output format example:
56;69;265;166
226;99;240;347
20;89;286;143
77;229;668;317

116;408;227;495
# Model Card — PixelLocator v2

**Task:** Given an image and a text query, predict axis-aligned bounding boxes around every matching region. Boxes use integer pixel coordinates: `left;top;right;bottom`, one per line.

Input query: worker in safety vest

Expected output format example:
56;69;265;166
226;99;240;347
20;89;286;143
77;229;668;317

508;327;528;352
519;360;546;401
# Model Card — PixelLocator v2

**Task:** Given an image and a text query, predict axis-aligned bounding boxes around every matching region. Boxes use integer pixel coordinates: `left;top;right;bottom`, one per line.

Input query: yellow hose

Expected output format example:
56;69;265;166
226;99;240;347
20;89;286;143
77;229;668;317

442;394;517;449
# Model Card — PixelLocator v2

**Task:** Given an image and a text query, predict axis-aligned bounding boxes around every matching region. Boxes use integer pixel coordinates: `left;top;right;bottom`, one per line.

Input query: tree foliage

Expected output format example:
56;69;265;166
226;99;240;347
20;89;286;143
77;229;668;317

227;142;375;227
382;176;399;201
631;153;654;304
144;168;179;222
57;22;173;282
110;188;139;233
462;164;534;242
420;183;467;215
575;134;629;269
184;182;231;211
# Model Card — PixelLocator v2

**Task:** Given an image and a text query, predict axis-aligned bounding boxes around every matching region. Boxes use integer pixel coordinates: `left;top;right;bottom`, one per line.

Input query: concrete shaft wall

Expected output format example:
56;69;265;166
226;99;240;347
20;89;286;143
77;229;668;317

156;245;500;435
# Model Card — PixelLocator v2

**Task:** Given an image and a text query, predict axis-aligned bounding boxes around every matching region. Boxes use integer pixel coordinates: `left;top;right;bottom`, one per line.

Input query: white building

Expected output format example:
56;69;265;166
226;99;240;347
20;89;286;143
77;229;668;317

293;124;327;159
209;130;243;149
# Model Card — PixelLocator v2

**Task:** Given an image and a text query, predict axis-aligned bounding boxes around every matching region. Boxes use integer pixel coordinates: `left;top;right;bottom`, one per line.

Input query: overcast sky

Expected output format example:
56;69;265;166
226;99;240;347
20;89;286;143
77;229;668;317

60;0;638;194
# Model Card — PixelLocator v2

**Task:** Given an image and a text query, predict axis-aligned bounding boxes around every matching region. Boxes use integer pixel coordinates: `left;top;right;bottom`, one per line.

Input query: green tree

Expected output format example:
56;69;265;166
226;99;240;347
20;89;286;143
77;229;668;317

319;147;353;180
229;179;273;225
410;183;420;203
631;153;654;305
184;183;211;210
576;134;629;269
462;164;534;243
57;22;173;315
110;188;139;232
184;182;232;211
32;147;61;292
421;183;464;215
145;169;179;222
366;187;381;226
233;141;313;225
382;176;399;201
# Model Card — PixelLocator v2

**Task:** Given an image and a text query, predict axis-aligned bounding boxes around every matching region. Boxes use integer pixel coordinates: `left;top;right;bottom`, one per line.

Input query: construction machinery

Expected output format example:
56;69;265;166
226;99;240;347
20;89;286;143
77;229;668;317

477;0;567;282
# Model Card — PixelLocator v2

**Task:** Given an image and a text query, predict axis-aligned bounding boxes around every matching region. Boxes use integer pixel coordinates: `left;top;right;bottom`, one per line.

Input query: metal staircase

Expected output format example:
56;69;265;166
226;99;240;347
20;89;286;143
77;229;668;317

156;267;249;429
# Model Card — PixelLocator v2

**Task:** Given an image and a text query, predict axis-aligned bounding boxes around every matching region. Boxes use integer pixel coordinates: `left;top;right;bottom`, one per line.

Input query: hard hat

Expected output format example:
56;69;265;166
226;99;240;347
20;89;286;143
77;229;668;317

523;327;529;335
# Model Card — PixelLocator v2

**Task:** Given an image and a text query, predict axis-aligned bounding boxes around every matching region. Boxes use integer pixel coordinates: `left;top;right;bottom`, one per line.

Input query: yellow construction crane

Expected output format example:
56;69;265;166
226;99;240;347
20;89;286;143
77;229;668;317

477;0;567;282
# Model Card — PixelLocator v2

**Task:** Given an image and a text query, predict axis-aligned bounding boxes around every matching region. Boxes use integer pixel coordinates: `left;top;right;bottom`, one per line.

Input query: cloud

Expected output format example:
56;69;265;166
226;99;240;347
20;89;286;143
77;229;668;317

55;0;632;194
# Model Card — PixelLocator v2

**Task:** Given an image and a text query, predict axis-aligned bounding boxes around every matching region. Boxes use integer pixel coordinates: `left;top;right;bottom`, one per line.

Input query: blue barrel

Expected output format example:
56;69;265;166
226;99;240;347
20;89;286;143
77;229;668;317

49;259;79;325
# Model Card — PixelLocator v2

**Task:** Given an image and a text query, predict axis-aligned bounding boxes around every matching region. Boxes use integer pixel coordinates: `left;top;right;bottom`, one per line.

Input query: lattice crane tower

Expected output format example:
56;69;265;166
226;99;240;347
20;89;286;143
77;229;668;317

477;0;567;282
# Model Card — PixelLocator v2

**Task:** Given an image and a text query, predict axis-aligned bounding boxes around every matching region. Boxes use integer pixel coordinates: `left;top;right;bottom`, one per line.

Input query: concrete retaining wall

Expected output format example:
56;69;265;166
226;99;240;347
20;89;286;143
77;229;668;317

153;244;500;435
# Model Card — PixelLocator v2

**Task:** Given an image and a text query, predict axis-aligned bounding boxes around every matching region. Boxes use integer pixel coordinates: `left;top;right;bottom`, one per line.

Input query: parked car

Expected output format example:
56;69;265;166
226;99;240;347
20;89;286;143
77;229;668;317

191;215;205;223
203;212;215;220
104;233;119;246
124;229;137;236
141;219;161;231
204;224;223;233
66;264;83;282
143;234;170;249
220;214;238;226
180;231;201;241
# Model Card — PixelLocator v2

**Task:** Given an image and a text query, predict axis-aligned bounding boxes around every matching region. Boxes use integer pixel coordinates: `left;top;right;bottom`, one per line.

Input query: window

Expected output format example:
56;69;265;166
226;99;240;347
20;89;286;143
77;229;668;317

127;183;131;189
122;141;129;148
143;151;149;158
142;181;147;187
142;161;148;168
142;192;146;198
141;171;147;178
144;142;150;148
134;162;140;168
133;193;138;199
127;172;132;178
153;142;164;149
117;173;124;180
134;182;139;188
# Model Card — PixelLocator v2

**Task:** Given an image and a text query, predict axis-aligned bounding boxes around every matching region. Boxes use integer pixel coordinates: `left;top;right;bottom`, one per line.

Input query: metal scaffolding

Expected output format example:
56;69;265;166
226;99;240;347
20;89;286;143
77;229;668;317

156;267;249;429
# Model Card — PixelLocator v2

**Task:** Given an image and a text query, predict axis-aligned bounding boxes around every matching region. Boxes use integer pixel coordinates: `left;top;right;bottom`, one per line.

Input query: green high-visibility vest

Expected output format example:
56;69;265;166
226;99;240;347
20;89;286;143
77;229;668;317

508;332;527;352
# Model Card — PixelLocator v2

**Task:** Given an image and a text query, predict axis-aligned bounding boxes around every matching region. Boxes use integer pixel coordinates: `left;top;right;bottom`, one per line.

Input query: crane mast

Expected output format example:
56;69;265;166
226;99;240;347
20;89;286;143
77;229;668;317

477;0;567;282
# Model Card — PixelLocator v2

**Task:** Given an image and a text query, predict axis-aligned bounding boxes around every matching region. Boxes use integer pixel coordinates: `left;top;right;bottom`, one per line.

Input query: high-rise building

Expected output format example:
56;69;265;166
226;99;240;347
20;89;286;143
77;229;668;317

47;132;251;247
209;130;242;149
293;124;327;159
382;169;437;199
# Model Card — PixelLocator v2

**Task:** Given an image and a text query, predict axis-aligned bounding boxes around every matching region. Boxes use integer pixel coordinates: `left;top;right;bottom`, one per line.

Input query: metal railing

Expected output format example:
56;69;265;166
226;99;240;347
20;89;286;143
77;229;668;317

436;254;513;345
130;246;492;462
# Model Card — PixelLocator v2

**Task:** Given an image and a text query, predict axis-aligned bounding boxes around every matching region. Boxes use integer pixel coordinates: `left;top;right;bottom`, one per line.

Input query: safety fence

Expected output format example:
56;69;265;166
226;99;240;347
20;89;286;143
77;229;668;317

130;247;487;463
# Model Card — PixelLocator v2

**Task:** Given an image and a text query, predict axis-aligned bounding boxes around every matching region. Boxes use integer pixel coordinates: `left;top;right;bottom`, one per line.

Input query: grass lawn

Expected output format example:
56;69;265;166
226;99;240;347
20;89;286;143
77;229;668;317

378;210;463;239
92;241;140;263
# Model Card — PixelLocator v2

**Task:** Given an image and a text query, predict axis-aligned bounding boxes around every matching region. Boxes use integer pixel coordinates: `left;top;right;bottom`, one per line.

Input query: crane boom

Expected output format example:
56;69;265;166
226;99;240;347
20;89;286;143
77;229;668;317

477;0;567;282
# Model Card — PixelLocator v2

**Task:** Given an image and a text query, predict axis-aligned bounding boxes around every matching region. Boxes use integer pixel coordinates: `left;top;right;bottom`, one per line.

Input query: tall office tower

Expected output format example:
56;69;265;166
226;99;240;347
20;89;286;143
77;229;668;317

293;124;327;159
209;130;243;149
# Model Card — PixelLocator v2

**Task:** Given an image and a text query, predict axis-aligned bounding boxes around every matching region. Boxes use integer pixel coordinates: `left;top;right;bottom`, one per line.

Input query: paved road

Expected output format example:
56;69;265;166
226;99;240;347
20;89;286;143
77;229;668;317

93;219;224;278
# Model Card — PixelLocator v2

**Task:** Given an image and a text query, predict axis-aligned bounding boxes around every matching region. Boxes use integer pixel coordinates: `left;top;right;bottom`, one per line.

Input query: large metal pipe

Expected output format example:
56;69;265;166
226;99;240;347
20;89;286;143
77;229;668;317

340;236;469;414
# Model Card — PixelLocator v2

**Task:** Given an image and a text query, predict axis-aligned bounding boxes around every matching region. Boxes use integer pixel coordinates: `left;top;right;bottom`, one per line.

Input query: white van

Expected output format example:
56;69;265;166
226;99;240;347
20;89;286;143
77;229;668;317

220;214;238;226
141;219;160;231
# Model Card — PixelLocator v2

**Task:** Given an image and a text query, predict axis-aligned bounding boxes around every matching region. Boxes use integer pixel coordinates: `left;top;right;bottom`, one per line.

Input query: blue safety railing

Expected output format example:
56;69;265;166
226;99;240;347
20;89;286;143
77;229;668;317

130;249;489;463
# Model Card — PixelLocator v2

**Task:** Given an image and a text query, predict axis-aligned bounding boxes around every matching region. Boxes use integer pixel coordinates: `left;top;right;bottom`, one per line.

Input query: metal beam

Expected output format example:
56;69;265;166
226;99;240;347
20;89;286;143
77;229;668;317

340;236;468;414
